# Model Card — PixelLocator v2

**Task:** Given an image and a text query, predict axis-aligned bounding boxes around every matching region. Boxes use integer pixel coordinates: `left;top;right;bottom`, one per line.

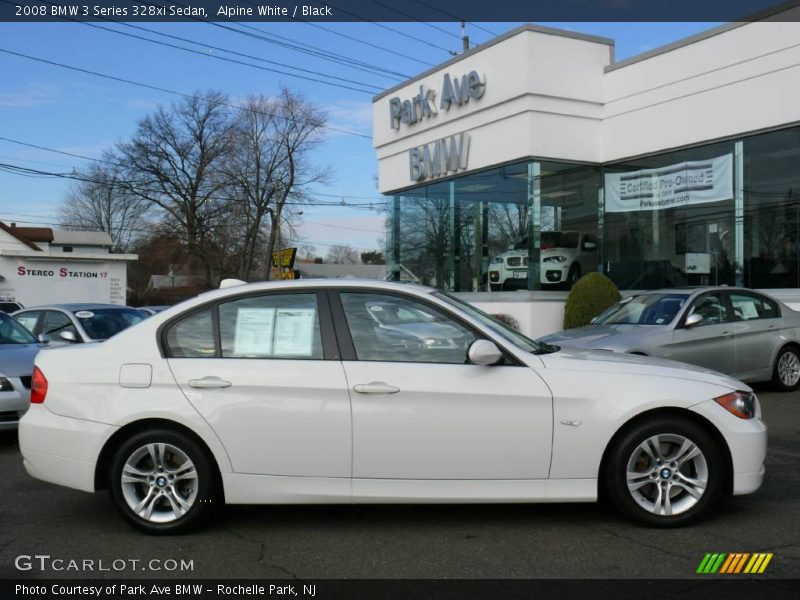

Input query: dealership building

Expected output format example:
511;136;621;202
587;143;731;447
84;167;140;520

373;9;800;334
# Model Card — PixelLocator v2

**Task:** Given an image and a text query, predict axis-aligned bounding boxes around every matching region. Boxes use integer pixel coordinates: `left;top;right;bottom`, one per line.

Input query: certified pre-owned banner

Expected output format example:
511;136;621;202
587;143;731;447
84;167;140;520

604;154;733;213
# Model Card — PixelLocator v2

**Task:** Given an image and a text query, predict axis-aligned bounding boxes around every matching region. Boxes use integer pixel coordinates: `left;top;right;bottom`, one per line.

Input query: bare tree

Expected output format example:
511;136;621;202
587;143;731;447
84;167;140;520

225;89;329;280
59;159;151;252
326;244;359;265
117;91;236;286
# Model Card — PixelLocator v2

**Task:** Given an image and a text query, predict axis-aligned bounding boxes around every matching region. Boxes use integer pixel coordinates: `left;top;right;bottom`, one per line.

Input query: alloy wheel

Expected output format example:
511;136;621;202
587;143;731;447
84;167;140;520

625;433;708;516
120;442;199;523
777;350;800;387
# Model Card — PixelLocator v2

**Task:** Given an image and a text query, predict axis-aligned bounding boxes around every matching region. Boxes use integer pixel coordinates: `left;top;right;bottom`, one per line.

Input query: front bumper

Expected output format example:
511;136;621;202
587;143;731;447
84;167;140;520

690;399;767;496
19;405;117;493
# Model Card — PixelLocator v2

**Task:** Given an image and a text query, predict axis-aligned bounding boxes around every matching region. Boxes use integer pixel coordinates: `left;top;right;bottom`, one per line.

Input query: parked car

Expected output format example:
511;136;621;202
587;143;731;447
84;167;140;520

0;298;23;313
0;311;42;430
539;287;800;391
488;231;598;291
139;305;170;316
19;280;765;533
13;304;148;345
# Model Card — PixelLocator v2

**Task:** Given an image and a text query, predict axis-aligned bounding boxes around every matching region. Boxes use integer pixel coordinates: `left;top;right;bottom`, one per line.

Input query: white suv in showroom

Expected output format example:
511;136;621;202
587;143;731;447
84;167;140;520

488;231;598;291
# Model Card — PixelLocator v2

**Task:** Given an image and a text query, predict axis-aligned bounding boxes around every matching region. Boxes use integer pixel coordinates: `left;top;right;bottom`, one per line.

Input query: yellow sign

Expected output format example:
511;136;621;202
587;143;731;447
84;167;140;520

271;248;297;269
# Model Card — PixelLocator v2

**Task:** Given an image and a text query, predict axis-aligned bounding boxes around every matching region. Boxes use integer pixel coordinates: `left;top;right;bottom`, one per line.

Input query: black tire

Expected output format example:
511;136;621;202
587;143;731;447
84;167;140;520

567;263;582;288
603;416;725;527
772;345;800;392
108;428;219;534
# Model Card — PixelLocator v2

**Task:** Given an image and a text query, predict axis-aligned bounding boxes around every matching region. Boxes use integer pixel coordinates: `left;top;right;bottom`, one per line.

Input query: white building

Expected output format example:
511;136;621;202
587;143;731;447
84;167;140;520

0;222;137;307
373;9;800;335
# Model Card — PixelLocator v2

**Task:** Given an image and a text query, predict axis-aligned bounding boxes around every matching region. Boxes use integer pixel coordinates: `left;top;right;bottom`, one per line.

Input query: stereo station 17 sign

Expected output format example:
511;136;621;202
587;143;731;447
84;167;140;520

604;154;733;213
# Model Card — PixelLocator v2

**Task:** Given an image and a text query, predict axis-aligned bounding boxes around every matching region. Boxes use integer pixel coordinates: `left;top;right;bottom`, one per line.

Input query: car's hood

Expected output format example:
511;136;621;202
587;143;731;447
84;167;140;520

0;343;41;377
539;324;661;350
541;247;577;257
539;347;747;391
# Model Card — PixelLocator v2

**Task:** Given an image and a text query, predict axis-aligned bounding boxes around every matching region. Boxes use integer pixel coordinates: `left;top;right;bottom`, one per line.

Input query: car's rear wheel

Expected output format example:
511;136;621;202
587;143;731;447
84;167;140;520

108;428;217;534
604;417;724;527
772;346;800;391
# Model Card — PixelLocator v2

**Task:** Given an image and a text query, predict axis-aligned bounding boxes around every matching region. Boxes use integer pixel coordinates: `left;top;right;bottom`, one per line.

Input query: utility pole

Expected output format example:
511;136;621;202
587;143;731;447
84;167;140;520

450;21;470;56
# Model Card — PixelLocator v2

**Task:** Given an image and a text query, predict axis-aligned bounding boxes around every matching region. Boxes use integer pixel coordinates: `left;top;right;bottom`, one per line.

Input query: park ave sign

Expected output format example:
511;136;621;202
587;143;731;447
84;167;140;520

389;71;484;182
388;71;486;130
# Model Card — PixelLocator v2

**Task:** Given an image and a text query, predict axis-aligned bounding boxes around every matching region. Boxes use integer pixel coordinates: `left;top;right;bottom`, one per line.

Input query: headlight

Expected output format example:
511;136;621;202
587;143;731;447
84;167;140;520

543;256;568;263
0;377;13;392
714;391;758;419
491;257;505;264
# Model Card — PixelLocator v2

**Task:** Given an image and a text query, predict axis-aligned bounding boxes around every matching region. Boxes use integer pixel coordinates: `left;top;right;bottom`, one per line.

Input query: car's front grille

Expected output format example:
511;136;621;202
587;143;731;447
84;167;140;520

506;257;521;267
19;376;31;389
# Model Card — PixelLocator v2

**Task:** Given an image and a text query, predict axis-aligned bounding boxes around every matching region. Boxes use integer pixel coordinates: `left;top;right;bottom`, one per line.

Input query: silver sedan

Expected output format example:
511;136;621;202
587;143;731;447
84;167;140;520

539;287;800;391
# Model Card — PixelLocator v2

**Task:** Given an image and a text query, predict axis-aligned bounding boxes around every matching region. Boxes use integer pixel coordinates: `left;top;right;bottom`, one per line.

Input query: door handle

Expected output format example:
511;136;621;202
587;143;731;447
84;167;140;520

353;381;400;394
188;376;232;389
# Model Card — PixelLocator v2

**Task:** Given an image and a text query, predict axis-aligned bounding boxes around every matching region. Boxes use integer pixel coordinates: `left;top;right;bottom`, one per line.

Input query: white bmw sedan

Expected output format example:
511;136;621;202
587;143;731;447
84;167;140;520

19;280;766;533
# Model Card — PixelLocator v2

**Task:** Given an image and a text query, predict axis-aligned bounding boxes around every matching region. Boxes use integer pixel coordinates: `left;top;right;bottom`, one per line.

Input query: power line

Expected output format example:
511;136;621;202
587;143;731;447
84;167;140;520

0;48;372;140
79;20;382;94
0;158;388;208
208;20;410;81
0;134;390;201
367;0;465;42
308;0;454;54
138;0;410;82
301;22;436;68
406;0;500;38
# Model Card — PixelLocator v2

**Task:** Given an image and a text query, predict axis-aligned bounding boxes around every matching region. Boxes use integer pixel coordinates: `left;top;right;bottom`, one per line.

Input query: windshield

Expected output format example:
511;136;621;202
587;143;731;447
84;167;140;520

594;293;690;325
0;312;37;344
434;292;555;354
74;308;147;340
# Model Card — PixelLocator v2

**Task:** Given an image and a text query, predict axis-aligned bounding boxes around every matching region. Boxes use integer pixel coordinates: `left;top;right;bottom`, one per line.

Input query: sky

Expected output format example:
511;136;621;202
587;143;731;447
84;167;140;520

0;20;720;255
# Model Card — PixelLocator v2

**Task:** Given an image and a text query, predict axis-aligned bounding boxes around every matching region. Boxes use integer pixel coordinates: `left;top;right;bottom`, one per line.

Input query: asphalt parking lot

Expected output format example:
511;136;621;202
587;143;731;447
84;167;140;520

1;386;798;580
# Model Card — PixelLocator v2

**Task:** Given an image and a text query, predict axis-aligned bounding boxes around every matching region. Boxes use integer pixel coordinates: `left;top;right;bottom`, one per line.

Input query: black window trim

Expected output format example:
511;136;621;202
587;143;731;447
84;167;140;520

330;287;524;366
677;290;734;328
158;288;340;361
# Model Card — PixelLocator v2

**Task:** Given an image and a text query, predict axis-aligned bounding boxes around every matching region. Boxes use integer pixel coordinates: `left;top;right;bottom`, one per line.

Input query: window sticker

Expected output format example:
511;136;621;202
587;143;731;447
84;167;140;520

735;300;759;320
233;308;276;356
273;308;316;356
75;311;94;319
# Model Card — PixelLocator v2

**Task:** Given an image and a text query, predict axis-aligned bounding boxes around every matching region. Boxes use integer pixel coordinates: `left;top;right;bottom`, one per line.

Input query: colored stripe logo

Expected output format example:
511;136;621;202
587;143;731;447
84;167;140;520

697;553;773;574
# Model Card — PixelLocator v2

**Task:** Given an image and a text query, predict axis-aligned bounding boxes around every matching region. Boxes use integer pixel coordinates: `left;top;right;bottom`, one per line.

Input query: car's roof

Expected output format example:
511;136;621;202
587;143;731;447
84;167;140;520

634;286;752;296
16;303;141;312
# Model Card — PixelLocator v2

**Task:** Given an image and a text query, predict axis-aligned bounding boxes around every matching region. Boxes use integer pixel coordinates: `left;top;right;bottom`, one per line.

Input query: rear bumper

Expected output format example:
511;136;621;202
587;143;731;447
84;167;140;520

19;405;116;493
0;375;31;430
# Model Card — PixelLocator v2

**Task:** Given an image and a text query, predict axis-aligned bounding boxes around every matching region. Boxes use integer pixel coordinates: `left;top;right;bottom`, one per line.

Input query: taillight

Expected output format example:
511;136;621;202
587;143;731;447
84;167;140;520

30;366;47;404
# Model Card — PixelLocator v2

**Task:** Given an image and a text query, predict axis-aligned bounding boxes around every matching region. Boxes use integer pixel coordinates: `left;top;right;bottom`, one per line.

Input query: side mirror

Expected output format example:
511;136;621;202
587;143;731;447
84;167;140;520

467;339;503;366
37;333;50;345
582;241;597;251
685;313;704;328
59;330;78;343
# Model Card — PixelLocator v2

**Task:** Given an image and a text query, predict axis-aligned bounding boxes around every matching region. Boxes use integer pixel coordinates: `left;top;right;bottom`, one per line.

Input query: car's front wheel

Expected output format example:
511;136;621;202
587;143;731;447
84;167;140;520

772;345;800;391
108;428;218;534
604;417;725;527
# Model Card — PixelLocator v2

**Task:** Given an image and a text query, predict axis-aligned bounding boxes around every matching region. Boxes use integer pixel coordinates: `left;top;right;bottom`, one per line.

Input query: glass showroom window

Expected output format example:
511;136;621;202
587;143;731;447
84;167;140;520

387;160;600;292
743;126;800;289
603;140;736;290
